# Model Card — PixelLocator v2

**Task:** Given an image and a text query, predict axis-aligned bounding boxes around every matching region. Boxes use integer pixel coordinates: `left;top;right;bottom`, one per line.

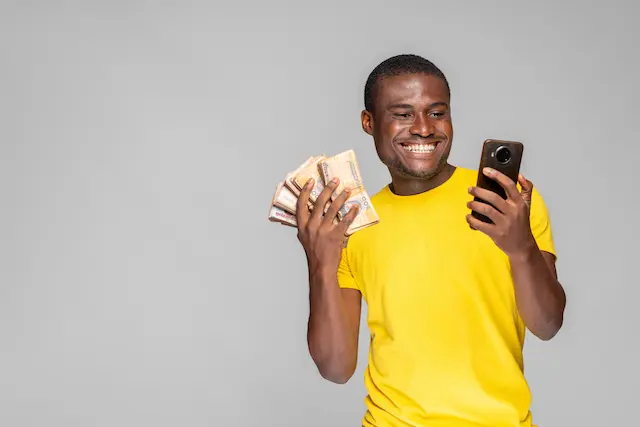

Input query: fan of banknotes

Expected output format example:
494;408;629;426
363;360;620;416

268;149;380;236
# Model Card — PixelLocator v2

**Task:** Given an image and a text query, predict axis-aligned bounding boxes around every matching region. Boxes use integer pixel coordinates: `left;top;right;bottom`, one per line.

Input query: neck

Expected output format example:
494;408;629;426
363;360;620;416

389;163;456;196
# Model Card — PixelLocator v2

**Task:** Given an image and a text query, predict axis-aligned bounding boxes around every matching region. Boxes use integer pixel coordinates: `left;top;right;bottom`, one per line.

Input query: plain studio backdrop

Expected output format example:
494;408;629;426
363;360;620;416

1;1;638;426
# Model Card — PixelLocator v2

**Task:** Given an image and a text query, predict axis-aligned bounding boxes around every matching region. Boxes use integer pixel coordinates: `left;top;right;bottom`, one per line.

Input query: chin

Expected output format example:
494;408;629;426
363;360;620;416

398;159;447;180
401;167;441;180
379;148;451;181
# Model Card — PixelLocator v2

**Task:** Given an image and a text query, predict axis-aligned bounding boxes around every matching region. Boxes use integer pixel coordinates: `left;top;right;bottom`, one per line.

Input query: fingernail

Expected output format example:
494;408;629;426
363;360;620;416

306;178;314;187
483;167;492;175
331;178;339;184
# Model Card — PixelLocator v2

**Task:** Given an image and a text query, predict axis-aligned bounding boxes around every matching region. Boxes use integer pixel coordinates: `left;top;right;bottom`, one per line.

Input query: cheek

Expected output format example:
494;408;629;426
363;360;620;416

438;120;453;135
379;121;406;139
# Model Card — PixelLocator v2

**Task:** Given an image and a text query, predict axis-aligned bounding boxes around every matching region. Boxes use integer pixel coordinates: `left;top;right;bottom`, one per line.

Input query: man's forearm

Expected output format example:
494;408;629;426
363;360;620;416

509;241;566;341
306;269;358;383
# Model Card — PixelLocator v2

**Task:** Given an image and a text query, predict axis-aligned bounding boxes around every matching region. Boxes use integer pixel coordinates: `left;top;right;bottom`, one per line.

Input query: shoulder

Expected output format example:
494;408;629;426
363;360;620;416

529;182;552;219
454;165;479;177
370;185;391;203
452;166;480;185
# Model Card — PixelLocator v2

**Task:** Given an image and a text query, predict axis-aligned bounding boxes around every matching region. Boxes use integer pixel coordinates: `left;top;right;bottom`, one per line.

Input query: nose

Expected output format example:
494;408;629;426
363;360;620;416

409;113;435;138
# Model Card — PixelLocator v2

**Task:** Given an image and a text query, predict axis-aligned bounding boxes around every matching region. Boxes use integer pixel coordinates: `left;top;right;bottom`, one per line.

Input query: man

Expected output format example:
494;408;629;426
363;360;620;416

294;54;566;427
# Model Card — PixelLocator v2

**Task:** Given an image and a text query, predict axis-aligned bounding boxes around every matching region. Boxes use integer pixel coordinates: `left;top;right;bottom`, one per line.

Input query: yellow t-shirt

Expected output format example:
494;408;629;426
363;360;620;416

338;166;556;427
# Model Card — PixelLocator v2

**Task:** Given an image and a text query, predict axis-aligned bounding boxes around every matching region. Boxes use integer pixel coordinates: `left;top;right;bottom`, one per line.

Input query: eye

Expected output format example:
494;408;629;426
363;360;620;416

393;113;412;119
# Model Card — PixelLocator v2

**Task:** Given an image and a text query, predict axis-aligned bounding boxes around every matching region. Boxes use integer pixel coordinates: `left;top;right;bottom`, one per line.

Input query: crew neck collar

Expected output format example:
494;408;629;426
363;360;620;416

382;166;460;201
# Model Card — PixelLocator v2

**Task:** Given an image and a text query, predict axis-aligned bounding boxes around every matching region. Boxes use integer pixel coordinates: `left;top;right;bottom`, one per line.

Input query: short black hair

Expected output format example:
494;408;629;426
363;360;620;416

364;54;450;113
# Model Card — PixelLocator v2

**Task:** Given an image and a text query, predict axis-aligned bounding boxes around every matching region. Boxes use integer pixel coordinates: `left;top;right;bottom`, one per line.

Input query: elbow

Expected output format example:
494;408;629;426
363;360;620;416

317;364;355;384
530;291;567;341
308;345;356;384
532;313;564;341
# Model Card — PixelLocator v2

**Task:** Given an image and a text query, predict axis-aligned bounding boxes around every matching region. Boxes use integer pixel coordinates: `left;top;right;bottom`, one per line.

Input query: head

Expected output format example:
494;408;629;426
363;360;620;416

361;54;453;182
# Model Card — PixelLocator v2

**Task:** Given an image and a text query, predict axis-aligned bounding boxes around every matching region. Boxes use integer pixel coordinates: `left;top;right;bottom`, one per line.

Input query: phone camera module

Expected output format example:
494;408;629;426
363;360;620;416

495;146;511;164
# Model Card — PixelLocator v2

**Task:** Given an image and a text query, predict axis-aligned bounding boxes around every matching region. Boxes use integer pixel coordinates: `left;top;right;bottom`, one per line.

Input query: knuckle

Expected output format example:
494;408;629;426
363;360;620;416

323;182;337;193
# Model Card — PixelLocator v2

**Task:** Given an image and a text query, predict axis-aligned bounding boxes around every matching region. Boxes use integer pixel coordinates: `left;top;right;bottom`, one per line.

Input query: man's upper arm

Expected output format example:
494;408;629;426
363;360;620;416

337;247;360;290
341;288;362;342
541;251;558;279
530;186;559;279
337;246;363;339
530;186;557;260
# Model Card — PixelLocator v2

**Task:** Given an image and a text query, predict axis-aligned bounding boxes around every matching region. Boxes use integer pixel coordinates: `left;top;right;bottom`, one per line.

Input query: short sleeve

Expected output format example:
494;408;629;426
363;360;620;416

529;186;557;259
337;247;360;291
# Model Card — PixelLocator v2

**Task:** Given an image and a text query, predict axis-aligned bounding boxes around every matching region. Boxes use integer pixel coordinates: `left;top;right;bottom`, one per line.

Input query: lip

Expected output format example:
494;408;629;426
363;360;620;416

396;140;443;157
397;140;443;146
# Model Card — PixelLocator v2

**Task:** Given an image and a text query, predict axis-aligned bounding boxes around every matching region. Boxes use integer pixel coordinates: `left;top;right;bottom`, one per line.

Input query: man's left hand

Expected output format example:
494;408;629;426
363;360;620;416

466;167;537;258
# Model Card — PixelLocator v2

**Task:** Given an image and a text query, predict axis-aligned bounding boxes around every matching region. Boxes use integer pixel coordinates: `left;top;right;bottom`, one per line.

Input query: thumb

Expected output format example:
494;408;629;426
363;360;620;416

518;174;533;208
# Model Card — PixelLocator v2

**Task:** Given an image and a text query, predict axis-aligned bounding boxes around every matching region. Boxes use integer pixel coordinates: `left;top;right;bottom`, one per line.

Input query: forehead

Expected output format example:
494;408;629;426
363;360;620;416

375;73;449;108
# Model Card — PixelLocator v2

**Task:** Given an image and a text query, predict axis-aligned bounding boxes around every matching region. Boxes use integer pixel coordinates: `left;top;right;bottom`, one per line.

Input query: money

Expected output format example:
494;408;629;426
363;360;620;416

283;156;316;197
319;149;364;199
272;181;298;214
319;150;379;235
268;205;297;227
291;155;328;211
340;190;379;235
268;149;380;236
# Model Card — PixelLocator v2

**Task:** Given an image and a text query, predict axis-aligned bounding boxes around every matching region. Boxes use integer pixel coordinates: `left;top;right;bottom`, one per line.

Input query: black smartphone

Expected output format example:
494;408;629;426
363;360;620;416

471;139;524;224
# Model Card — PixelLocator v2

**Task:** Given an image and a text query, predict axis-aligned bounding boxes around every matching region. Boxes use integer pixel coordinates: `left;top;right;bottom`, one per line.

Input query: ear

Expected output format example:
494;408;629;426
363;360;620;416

361;110;373;136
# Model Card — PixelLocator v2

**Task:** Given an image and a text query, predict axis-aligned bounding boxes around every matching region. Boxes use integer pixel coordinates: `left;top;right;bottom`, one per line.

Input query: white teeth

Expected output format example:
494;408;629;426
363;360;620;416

402;143;437;153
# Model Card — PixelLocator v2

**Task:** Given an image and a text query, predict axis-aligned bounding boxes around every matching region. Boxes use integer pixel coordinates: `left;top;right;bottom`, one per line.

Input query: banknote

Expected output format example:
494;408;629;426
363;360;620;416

319;149;380;234
319;149;365;199
284;155;316;197
272;181;298;214
268;150;380;235
268;182;340;227
268;205;297;227
340;190;379;235
292;155;328;211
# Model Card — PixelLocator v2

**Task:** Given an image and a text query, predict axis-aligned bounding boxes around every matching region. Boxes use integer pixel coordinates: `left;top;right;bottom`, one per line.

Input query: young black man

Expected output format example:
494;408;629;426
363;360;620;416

294;54;566;427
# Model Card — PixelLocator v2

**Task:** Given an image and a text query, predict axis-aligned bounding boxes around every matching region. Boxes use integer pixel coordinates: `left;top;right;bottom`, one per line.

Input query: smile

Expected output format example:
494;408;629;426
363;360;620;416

400;142;439;154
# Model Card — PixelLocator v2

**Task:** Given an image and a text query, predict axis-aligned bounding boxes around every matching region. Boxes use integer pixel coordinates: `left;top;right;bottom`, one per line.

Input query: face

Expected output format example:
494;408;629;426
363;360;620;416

362;73;453;181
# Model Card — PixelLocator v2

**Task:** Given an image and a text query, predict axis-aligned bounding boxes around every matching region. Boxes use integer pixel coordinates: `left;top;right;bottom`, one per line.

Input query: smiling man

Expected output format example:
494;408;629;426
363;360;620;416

294;54;566;427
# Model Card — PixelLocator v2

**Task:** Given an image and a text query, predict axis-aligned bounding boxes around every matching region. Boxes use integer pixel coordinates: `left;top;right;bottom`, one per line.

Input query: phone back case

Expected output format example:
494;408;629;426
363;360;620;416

472;139;524;223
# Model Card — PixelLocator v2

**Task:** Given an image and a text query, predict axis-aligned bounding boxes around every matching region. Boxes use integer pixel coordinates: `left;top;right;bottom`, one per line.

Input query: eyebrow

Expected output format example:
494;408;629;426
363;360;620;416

387;102;449;109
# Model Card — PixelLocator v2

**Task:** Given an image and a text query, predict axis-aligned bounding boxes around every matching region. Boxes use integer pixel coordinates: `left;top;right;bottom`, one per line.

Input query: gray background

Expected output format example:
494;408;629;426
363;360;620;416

1;1;638;426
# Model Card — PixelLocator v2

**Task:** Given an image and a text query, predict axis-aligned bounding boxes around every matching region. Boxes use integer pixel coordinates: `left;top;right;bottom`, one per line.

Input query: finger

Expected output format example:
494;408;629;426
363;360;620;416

466;214;495;235
518;174;533;207
468;186;509;213
295;178;314;228
336;204;360;235
322;188;351;227
483;168;520;201
308;177;339;227
467;200;503;225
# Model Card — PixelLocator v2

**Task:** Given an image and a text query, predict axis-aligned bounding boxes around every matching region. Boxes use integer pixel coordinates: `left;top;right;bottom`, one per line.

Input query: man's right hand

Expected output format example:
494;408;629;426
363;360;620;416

295;177;360;276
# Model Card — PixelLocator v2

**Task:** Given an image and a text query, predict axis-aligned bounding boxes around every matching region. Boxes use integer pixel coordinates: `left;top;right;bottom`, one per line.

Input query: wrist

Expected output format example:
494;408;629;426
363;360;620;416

507;235;539;263
309;264;338;285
